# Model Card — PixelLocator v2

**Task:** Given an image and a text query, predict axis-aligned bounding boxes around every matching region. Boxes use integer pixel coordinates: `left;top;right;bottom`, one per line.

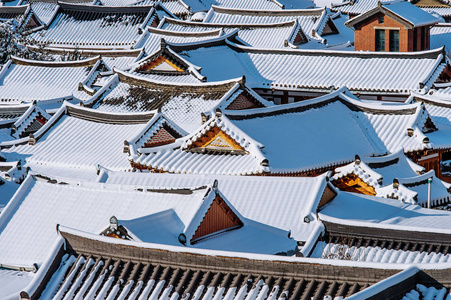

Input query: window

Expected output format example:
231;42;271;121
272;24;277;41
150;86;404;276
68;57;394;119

378;16;384;24
389;30;399;52
375;29;385;51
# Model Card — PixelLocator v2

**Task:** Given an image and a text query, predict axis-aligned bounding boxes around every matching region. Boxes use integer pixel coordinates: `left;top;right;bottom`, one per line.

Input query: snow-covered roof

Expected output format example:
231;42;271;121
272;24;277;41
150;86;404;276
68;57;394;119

333;149;424;187
132;88;449;175
203;6;333;39
86;71;271;132
431;23;451;50
161;39;447;94
159;18;318;49
0;172;305;265
0;103;31;127
346;1;439;29
319;190;451;233
135;26;224;55
0;102;153;176
11;102;51;139
98;169;330;242
29;2;159;49
424;6;451;17
200;0;285;11
0;56;99;106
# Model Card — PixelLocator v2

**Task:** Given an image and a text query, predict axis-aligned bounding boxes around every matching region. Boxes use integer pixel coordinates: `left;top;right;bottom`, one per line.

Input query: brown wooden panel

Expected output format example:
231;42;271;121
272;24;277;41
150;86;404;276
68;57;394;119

191;195;243;242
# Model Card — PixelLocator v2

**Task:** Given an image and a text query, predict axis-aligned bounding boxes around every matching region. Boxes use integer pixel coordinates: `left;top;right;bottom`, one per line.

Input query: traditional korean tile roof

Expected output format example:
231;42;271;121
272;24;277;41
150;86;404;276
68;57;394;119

23;0;96;25
424;6;451;17
26;226;413;300
319;191;451;232
131;88;450;175
203;6;333;40
0;103;31;127
98;170;331;242
0;5;37;29
135;26;224;55
0;102;153;176
200;0;285;11
85;70;271;132
333;150;451;205
161;38;447;94
0;56;99;106
0;171;310;266
345;1;440;29
29;2;159;49
331;0;393;16
431;23;451;50
11;103;51;139
158;18;318;49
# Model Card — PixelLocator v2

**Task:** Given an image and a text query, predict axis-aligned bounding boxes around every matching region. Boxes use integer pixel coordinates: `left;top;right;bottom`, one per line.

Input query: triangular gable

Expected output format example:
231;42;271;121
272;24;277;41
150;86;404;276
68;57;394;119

321;18;339;36
332;173;377;196
226;90;265;110
12;105;51;139
143;123;183;148
190;193;243;244
131;114;187;151
183;182;244;245
134;41;190;75
186;125;246;154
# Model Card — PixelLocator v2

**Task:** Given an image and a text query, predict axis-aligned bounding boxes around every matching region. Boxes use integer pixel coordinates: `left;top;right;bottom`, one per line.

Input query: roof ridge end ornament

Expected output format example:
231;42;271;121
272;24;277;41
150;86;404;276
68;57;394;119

161;38;167;49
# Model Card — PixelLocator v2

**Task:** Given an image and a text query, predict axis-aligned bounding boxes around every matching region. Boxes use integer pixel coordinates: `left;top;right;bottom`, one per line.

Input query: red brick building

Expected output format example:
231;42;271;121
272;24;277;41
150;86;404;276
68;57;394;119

346;1;439;52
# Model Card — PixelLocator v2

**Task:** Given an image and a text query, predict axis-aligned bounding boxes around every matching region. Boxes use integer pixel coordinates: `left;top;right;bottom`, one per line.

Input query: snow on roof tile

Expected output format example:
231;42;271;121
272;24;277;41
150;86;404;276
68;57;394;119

159;18;316;49
86;70;270;132
165;40;446;94
29;2;158;49
1;102;152;174
203;6;329;39
319;190;451;234
0;56;99;105
98;169;328;242
133;88;447;175
0;174;208;265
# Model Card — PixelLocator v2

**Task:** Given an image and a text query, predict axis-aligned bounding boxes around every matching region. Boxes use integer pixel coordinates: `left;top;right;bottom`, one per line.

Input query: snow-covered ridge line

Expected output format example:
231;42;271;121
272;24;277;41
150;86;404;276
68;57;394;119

163;17;298;28
148;26;222;36
58;225;451;270
10;55;100;67
209;5;324;15
319;213;451;236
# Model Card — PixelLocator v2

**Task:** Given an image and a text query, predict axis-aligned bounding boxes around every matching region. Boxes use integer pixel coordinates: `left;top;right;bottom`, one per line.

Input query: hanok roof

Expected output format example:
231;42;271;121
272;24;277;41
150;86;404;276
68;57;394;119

332;150;451;205
135;26;224;55
203;6;336;40
0;103;31;127
320;191;451;233
26;226;414;300
131;88;449;175
345;1;439;29
0;173;299;266
11;103;51;139
200;0;285;11
29;2;159;49
160;38;447;94
159;17;316;49
0;56;99;107
0;4;43;31
98;169;332;242
0;102;152;179
23;0;96;25
331;0;394;16
431;23;451;50
85;70;271;131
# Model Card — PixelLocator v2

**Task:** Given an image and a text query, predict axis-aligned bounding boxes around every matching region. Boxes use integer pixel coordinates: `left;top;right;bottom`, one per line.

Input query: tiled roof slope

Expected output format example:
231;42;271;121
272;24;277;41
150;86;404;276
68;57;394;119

131;88;450;175
0;102;152;176
29;2;159;49
158;18;319;49
164;39;447;94
203;6;331;39
27;227;414;300
0;56;99;105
